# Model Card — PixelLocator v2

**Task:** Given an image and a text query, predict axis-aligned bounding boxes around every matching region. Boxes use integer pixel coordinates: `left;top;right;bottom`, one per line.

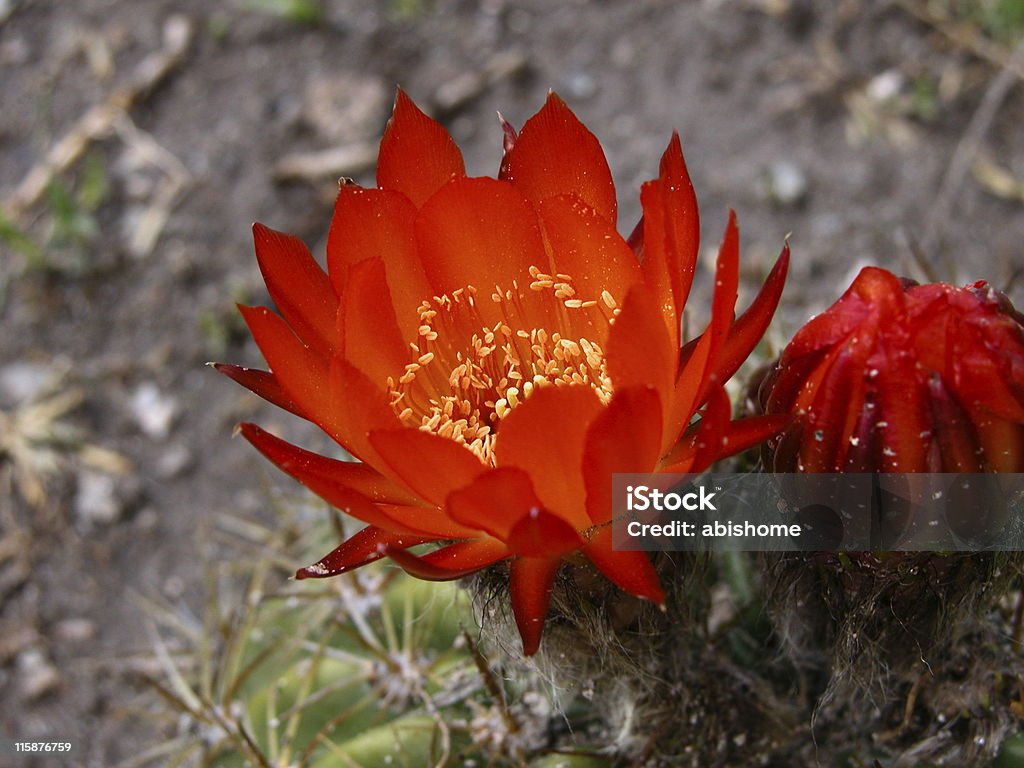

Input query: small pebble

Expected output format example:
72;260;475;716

867;69;904;103
763;160;808;207
53;619;97;644
155;443;194;480
561;70;597;101
74;470;123;527
17;649;61;701
163;576;185;599
130;382;178;440
74;470;141;528
0;362;56;406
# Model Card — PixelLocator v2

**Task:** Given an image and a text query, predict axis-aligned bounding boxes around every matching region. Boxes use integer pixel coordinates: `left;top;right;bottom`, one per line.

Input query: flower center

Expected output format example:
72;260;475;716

386;266;620;465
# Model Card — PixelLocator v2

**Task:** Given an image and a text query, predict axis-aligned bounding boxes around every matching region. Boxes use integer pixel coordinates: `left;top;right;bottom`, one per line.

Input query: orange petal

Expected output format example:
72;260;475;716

369;428;487;509
713;244;790;385
338;258;409;384
493;385;604;529
506;508;583;558
328;356;405;465
239;305;342;437
414;176;553;328
447;466;541;540
667;332;713;449
582;526;664;605
377;89;466;209
503;92;617;225
253;223;338;357
510;556;561;656
212;364;305;419
536;195;643;340
296;527;433;579
384;538;511;581
583;387;663;526
639;133;700;348
326;186;432;343
606;284;675;413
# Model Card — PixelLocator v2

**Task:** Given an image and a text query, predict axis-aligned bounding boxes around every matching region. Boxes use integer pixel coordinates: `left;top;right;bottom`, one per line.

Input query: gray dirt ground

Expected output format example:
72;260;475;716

0;0;1022;765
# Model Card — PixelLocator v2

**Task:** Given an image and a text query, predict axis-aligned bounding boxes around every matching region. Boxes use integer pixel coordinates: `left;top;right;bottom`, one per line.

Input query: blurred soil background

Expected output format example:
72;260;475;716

0;0;1023;765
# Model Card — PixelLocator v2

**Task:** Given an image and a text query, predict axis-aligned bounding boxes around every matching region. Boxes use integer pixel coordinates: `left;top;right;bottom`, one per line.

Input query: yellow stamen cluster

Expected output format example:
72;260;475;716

386;268;620;464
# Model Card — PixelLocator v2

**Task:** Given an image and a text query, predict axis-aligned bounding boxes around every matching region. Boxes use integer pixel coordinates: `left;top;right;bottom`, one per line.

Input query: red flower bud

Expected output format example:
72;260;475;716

763;266;1024;473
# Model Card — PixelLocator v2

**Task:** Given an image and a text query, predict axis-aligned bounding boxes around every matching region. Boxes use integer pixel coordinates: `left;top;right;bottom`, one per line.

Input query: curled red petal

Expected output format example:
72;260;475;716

239;305;343;439
713;244;790;385
640;133;700;348
503;92;617;224
661;413;789;474
510;557;562;656
240;423;469;538
253;223;338;357
723;414;790;456
296;527;433;580
703;211;741;377
212;364;305;419
497;112;518;178
951;321;1024;422
239;423;421;506
666;213;741;446
384;538;511;581
377;89;465;208
582;526;665;605
690;385;733;472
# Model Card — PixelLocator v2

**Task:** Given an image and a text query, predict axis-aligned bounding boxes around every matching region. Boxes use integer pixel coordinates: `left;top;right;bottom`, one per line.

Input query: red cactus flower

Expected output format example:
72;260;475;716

217;90;789;655
763;266;1024;474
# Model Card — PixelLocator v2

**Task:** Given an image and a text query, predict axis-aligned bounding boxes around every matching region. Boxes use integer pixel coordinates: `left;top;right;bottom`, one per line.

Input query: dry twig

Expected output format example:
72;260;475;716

920;36;1024;259
895;0;1024;82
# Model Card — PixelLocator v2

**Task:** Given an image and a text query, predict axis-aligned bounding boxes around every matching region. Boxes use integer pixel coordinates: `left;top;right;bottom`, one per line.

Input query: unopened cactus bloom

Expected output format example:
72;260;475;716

763;266;1024;474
